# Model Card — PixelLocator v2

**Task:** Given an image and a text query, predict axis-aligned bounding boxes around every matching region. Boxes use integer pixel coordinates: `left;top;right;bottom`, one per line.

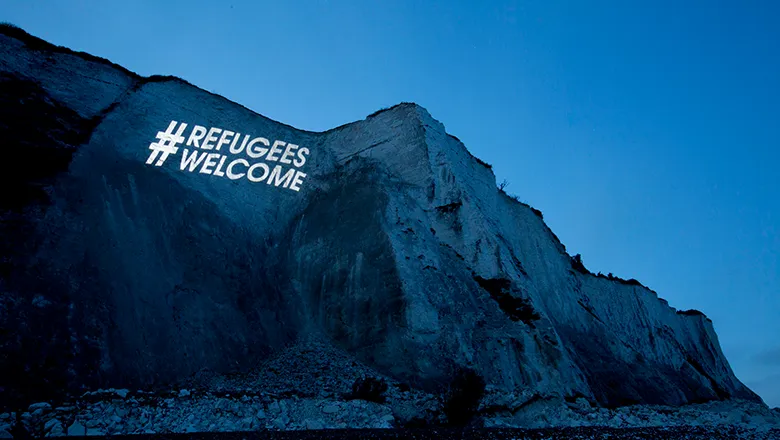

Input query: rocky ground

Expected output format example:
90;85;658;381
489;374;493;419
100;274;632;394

1;334;778;439
3;393;779;438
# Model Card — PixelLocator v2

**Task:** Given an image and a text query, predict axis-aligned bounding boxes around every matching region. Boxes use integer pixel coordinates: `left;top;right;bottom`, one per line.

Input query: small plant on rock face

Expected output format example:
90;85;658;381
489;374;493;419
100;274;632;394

571;254;588;274
347;376;388;404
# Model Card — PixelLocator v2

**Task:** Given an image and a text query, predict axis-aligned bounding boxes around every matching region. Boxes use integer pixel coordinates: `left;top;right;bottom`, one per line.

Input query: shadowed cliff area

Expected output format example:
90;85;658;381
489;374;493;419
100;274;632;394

0;24;762;415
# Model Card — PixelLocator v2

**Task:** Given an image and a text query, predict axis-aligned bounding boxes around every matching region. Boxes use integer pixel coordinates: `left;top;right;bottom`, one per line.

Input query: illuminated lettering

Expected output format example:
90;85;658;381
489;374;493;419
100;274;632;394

200;153;220;174
279;143;299;165
226;159;248;180
215;130;234;151
186;125;207;148
294;147;309;167
247;162;270;182
267;165;295;188
213;155;227;177
230;134;250;154
146;121;310;191
266;140;286;161
246;137;270;159
180;149;208;172
289;171;307;192
201;127;222;150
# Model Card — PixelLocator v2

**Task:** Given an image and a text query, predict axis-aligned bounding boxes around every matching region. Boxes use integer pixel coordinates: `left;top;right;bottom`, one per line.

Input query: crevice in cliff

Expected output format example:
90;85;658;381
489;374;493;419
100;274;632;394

685;355;731;400
495;234;529;277
473;276;540;327
577;300;605;325
434;200;464;236
336;139;392;164
435;201;462;213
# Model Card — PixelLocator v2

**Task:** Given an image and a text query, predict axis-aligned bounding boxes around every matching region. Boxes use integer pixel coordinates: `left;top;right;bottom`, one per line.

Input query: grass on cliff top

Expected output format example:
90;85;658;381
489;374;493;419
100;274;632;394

366;102;418;119
0;23;191;88
498;186;544;220
0;22;141;79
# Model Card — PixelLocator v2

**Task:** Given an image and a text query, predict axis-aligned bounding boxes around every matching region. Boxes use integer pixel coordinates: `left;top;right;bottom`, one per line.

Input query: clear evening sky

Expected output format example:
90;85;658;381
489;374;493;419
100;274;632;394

4;1;778;407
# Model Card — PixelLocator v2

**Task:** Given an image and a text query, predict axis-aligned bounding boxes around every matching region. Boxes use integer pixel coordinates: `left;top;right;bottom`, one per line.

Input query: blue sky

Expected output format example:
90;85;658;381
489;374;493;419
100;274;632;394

4;0;778;407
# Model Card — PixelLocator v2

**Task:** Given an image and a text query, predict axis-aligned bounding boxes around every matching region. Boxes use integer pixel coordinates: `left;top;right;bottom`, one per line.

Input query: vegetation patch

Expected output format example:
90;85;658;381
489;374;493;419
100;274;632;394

571;254;647;288
677;309;705;317
366;107;390;118
594;271;646;287
435;201;462;214
366;102;418;119
571;254;589;275
496;186;543;219
474;156;492;169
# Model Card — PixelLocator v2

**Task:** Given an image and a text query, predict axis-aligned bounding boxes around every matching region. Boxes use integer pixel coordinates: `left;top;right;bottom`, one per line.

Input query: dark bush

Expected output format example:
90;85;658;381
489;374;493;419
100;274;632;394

571;254;588;274
366;102;418;119
347;376;388;404
443;367;486;426
590;267;647;288
366;107;390;118
475;157;493;169
145;74;181;83
677;309;705;317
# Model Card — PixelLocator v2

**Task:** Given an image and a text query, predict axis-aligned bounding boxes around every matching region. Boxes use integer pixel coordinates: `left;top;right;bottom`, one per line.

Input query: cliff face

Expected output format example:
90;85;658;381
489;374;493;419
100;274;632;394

0;26;760;410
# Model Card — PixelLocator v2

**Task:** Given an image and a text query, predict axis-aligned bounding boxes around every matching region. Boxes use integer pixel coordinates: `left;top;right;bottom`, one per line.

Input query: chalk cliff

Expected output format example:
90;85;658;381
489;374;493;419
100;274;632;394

0;25;760;411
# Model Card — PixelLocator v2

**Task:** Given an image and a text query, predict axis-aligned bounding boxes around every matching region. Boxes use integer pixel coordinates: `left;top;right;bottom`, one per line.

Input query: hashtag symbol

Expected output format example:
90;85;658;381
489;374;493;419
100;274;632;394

146;121;187;166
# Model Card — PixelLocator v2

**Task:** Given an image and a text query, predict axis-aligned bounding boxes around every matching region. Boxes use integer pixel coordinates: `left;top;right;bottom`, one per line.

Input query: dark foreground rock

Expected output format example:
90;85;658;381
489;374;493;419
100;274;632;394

49;426;780;440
